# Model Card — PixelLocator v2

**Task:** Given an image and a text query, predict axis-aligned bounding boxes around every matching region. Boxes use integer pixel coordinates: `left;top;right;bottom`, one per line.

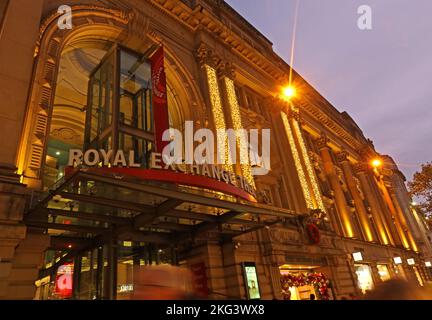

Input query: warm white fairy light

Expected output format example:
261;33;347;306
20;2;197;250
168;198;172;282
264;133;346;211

292;119;326;213
205;65;232;169
281;112;314;209
224;77;255;188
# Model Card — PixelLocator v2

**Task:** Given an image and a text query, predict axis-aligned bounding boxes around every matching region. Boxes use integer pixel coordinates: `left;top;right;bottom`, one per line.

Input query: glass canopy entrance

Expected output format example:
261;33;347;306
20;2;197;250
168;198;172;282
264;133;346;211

27;168;294;299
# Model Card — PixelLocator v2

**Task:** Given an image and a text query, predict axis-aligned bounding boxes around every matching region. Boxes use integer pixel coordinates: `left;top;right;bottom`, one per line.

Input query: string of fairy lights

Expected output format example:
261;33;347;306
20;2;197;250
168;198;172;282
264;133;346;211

281;111;314;209
205;65;233;171
292;118;326;213
224;77;255;188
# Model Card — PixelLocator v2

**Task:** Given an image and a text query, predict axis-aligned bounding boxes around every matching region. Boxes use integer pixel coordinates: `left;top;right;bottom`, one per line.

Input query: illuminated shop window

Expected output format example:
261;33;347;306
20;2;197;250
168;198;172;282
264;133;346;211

377;264;391;282
354;264;374;294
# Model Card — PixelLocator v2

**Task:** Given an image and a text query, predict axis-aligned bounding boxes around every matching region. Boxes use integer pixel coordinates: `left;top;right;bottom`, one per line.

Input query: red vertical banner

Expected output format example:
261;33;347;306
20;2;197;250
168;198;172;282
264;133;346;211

151;46;170;154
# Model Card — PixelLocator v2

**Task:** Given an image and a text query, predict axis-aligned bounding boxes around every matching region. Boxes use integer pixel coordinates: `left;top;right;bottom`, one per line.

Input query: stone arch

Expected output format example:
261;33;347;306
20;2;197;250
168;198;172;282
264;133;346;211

17;5;205;188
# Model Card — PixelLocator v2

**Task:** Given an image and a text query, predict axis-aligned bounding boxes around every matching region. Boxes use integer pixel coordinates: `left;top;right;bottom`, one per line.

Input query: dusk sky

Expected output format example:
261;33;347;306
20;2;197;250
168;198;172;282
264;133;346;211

227;0;432;180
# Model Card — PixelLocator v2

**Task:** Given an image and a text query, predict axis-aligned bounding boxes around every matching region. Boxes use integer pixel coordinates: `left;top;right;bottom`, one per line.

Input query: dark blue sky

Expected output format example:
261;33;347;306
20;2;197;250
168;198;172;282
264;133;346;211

227;0;432;180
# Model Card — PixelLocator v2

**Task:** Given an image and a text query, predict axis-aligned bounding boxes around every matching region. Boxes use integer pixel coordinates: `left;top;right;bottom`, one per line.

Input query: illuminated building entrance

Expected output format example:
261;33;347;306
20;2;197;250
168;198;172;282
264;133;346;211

279;264;333;300
26;42;292;300
354;264;374;294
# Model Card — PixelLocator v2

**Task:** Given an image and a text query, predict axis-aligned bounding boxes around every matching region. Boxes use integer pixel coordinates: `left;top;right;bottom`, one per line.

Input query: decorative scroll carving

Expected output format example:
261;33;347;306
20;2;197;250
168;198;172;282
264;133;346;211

286;107;300;122
195;43;222;69
217;61;236;79
336;150;349;163
315;133;329;150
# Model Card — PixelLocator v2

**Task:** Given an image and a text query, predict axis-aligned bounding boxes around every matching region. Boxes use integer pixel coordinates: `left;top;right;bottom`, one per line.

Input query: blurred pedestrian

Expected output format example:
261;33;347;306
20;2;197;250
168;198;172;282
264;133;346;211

363;279;432;300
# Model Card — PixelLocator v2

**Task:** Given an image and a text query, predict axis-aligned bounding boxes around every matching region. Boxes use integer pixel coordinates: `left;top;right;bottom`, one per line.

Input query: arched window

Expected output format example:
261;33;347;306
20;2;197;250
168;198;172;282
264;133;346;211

43;41;184;190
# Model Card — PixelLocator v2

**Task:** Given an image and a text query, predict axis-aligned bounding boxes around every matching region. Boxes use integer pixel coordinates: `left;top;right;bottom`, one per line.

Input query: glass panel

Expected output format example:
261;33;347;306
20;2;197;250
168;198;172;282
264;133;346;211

86;50;115;148
119;133;153;168
119;49;152;132
79;251;95;299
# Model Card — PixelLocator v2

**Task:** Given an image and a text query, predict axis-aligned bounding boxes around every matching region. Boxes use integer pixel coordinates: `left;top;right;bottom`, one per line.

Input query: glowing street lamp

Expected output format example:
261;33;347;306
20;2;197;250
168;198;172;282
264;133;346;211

371;159;383;169
282;86;296;101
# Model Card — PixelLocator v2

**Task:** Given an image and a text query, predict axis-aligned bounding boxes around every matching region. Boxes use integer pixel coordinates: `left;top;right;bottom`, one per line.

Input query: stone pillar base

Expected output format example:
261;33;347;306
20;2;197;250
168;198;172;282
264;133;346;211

6;232;50;299
0;224;27;299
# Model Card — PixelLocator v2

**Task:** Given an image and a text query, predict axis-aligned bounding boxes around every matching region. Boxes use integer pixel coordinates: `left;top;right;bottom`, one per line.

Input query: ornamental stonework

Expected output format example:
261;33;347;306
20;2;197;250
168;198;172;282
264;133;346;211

315;133;329;150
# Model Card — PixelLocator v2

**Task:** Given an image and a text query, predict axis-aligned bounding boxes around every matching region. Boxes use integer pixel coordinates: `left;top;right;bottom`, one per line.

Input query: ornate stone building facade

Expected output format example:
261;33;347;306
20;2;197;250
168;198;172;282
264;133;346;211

0;0;431;300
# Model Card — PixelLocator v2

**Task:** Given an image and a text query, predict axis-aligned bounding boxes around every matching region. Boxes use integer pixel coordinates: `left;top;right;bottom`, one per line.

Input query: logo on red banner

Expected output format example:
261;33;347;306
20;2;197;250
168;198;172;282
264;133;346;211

55;263;73;298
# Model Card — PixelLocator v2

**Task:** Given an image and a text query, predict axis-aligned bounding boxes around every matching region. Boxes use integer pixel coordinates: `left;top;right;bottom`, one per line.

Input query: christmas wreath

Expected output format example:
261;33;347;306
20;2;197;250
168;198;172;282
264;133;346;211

281;272;330;300
306;223;320;245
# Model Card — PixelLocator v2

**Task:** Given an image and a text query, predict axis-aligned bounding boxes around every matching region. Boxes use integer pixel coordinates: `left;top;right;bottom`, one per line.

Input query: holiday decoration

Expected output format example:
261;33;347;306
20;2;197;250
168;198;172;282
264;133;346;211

280;272;330;300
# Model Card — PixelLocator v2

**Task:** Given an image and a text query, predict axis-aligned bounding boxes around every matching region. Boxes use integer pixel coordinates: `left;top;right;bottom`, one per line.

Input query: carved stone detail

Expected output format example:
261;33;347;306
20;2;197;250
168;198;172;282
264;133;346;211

336;150;349;163
353;162;369;175
195;43;222;69
127;9;150;40
286;108;300;122
315;133;329;150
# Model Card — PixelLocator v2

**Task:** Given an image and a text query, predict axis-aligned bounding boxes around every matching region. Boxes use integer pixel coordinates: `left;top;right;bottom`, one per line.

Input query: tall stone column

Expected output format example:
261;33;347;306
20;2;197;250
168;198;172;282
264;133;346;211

387;186;418;252
0;0;48;299
375;177;410;249
369;173;404;247
354;164;392;245
316;134;354;238
337;151;374;242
